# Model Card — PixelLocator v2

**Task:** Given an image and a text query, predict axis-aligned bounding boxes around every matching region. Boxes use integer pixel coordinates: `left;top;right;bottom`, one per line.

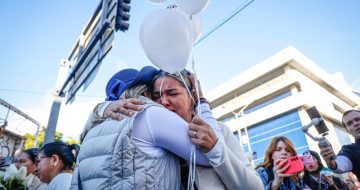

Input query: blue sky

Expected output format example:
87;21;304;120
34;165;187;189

0;0;359;139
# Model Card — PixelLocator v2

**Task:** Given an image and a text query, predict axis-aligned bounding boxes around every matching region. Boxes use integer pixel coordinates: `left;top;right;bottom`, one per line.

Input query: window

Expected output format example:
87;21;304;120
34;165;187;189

247;111;309;166
244;91;292;114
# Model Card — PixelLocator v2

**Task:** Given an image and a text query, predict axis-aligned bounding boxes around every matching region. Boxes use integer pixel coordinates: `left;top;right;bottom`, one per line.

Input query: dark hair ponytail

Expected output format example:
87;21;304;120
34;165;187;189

24;148;39;164
40;141;80;170
69;144;80;165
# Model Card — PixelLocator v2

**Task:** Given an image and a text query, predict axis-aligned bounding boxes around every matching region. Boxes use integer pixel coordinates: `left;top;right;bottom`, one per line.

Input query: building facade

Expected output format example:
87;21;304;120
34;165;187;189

0;129;25;158
206;46;360;166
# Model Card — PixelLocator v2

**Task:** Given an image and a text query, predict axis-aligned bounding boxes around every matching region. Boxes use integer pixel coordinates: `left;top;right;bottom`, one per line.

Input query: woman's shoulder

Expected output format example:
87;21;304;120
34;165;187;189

47;173;72;190
256;166;275;183
55;173;73;180
256;166;267;173
256;166;270;179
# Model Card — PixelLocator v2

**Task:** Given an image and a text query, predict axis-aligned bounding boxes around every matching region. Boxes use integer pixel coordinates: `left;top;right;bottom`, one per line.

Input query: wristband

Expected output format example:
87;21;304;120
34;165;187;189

199;97;209;104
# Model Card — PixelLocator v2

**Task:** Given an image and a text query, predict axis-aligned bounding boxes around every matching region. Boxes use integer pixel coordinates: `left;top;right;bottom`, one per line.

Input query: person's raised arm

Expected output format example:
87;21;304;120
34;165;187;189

189;74;224;145
103;98;146;120
135;106;210;166
319;146;353;174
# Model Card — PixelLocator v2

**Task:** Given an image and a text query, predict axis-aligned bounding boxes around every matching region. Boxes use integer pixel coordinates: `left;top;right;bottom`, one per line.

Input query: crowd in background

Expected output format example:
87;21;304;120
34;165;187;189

4;66;359;190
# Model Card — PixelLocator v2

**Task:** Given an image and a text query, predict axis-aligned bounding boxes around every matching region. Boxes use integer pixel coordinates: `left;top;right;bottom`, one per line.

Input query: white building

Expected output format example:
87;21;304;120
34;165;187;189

206;46;360;165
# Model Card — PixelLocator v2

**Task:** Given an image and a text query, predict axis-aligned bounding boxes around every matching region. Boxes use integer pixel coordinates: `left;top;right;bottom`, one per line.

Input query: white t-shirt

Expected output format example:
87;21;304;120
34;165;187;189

47;173;72;190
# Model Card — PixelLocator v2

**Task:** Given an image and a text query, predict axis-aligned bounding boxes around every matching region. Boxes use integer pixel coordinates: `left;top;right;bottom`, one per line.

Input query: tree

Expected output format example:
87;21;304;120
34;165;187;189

65;136;80;145
24;127;63;149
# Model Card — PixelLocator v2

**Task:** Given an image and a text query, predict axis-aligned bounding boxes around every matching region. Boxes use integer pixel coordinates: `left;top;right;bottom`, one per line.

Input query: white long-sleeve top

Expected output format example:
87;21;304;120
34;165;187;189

131;103;214;165
82;100;223;166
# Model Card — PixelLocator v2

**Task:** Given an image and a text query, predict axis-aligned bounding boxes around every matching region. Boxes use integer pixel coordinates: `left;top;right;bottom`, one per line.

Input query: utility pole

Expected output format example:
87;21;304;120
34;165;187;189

43;60;69;144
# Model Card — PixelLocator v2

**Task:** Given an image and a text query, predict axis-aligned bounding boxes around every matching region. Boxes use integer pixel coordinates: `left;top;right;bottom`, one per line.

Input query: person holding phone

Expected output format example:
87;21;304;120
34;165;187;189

302;150;349;190
320;110;360;180
255;136;306;190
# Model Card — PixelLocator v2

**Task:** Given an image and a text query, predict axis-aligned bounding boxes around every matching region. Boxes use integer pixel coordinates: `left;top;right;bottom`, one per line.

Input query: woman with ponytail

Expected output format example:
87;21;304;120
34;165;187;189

36;141;79;190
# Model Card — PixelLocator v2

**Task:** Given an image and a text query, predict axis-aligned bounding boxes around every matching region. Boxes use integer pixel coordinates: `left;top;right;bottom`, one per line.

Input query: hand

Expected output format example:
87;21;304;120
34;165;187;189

271;159;292;190
104;98;146;120
188;73;204;101
322;174;335;187
319;146;337;169
188;115;217;152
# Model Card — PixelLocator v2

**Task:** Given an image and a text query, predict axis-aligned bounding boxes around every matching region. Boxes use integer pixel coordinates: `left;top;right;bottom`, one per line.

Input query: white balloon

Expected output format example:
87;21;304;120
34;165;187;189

146;0;167;5
140;9;193;73
167;5;202;43
174;0;211;15
190;15;202;43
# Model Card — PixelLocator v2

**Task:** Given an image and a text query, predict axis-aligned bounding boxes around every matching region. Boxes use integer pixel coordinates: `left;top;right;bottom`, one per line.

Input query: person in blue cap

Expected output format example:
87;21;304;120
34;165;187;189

71;66;216;190
77;67;264;190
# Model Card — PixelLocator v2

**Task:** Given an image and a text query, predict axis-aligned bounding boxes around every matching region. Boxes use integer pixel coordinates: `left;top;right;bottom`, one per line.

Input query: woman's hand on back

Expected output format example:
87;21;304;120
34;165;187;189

104;98;146;120
188;115;218;153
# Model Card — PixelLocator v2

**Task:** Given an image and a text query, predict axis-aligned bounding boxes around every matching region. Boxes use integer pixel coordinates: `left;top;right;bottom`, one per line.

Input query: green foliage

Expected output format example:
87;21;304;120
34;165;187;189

24;127;63;149
65;137;80;146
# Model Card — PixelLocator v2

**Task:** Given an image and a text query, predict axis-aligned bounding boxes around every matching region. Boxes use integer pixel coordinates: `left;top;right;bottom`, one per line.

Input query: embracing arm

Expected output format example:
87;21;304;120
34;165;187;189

134;106;210;166
80;99;146;142
196;102;224;144
190;74;224;145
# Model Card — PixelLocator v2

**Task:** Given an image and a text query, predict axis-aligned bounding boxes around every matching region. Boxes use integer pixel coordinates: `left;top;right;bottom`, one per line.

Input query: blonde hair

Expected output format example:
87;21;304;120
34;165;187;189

122;84;148;99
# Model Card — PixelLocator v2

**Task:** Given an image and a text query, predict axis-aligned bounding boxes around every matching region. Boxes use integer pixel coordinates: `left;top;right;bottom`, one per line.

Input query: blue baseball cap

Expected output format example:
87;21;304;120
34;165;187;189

105;66;159;101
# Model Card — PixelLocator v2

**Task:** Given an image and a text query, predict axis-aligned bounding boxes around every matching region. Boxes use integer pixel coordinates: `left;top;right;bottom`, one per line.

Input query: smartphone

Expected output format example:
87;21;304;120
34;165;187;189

300;154;314;165
306;106;329;135
277;156;304;174
320;168;332;177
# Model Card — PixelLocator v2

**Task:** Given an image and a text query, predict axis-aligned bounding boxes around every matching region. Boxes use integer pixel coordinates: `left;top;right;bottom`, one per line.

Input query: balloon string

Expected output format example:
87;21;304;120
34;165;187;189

191;55;201;117
187;145;196;190
187;54;199;190
159;77;166;101
179;73;196;105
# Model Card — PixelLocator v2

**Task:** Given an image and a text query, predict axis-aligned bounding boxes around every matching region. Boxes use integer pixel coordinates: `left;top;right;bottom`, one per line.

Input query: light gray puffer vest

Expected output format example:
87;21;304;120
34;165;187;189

71;100;181;190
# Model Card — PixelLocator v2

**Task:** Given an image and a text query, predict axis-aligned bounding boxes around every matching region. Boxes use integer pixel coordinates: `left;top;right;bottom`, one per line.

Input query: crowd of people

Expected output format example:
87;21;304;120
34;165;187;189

9;66;359;190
